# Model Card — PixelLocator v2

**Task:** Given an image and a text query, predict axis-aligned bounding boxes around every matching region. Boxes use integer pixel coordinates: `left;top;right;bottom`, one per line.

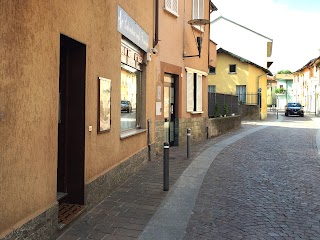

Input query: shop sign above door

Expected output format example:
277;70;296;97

118;5;149;52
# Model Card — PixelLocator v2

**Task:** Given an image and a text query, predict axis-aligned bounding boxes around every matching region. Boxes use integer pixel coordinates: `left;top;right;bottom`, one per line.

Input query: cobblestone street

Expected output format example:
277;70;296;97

184;114;320;240
58;113;320;240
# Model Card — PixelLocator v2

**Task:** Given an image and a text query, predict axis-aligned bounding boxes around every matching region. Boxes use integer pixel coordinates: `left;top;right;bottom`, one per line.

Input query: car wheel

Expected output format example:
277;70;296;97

285;112;288;116
300;114;304;117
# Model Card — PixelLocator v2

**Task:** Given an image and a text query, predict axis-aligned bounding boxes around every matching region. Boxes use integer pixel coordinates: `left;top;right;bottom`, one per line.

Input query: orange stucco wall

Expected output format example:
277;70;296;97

0;1;156;236
157;0;210;119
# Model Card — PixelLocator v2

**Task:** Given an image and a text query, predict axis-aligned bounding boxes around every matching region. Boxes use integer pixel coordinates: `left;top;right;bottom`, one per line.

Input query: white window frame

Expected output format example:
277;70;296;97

186;67;207;113
164;0;179;16
236;85;246;104
208;85;216;93
192;0;204;31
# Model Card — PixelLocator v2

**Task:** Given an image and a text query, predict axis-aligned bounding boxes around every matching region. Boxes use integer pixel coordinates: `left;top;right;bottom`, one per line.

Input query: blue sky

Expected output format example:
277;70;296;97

276;0;320;12
211;0;320;73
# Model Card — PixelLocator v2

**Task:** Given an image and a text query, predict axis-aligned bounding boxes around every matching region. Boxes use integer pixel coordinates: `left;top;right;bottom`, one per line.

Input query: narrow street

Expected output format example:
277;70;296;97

58;113;320;240
183;114;320;239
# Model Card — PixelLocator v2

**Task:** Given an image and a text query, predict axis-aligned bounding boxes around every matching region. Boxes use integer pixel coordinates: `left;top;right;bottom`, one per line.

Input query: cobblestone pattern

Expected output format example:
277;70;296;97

185;116;320;240
4;203;58;240
57;122;259;240
57;125;252;240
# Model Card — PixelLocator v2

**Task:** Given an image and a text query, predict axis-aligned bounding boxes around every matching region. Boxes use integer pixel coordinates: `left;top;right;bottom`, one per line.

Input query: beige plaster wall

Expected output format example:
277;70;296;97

0;0;156;236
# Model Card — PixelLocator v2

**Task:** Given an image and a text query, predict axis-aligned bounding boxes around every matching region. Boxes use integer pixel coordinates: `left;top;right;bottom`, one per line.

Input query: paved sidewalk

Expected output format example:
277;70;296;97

57;114;278;240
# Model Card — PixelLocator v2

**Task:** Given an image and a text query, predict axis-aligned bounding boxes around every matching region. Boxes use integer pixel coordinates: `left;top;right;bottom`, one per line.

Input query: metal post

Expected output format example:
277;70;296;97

187;128;191;158
163;142;169;191
315;85;317;117
147;119;151;161
277;110;278;119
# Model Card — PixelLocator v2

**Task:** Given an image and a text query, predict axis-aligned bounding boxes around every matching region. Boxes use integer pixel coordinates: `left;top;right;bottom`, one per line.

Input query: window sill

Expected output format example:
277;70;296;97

229;72;237;74
120;128;147;139
163;7;179;17
189;111;204;114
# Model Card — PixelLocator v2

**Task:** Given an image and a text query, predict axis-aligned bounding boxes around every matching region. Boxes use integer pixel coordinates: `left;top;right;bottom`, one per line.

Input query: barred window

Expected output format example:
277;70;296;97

164;0;178;16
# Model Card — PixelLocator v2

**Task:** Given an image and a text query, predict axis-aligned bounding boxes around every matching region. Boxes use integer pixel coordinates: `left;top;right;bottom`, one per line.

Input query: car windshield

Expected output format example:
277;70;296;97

288;103;301;107
121;101;127;104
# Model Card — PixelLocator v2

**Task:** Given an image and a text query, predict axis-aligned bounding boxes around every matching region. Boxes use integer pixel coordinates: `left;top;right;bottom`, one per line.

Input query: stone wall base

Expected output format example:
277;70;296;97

239;105;260;120
4;144;156;239
207;115;241;138
4;204;58;240
175;117;207;146
85;145;154;209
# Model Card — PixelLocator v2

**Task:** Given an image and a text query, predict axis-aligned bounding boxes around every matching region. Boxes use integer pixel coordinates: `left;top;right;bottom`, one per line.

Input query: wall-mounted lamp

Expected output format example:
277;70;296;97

183;18;210;58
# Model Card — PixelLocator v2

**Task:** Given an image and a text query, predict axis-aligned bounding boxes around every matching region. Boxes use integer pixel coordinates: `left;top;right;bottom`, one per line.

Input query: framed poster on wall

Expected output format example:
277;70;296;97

98;77;111;133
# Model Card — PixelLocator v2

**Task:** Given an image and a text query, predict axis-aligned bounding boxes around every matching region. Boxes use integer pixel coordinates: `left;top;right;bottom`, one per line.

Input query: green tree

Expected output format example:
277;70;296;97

277;69;292;74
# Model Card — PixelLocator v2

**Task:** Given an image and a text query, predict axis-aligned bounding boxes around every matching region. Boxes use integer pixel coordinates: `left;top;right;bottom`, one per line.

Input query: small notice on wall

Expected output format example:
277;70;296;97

156;102;162;116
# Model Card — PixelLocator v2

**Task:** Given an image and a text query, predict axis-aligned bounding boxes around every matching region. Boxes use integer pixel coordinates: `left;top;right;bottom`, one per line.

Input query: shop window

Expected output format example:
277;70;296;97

120;64;141;132
120;39;143;133
164;0;178;16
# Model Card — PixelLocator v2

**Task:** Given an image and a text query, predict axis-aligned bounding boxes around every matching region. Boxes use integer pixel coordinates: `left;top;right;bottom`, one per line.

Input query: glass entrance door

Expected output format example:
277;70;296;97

164;74;175;145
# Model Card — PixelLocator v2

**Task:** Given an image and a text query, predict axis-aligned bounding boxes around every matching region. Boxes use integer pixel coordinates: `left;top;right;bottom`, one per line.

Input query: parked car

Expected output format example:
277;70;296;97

121;100;132;113
285;102;304;117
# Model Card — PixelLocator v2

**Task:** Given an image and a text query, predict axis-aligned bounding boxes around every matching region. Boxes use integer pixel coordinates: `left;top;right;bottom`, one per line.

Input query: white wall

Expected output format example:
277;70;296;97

210;19;271;68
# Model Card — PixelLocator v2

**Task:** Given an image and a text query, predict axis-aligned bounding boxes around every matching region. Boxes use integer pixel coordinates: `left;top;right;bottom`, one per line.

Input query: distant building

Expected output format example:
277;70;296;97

210;16;273;69
293;56;320;114
274;74;294;109
208;48;272;120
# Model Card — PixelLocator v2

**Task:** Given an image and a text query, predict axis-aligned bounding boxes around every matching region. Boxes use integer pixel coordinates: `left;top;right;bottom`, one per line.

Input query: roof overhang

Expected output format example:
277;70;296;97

217;48;273;76
210;1;218;13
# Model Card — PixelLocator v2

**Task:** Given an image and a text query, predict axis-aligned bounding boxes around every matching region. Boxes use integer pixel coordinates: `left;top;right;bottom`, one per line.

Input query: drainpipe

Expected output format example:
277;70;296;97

153;0;159;47
183;0;186;56
257;73;269;119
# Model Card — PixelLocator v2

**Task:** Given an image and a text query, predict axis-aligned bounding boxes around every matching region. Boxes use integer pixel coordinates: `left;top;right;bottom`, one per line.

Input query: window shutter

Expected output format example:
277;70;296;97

196;74;202;111
199;0;204;19
192;0;198;19
187;72;194;112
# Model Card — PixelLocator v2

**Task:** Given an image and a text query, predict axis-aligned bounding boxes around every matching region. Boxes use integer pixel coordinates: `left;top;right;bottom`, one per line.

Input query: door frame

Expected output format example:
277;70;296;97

57;34;86;205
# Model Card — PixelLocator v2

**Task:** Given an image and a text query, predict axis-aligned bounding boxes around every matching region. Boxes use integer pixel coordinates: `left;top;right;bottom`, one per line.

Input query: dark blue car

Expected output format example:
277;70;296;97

285;102;304;117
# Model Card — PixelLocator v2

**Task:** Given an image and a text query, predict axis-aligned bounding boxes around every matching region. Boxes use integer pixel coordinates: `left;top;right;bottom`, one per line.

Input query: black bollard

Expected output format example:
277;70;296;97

187;128;191;158
163;142;169;191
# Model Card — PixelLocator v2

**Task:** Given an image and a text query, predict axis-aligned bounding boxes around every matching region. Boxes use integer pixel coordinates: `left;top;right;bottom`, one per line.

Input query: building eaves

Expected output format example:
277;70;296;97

294;56;320;73
210;1;218;12
211;16;273;42
217;48;273;76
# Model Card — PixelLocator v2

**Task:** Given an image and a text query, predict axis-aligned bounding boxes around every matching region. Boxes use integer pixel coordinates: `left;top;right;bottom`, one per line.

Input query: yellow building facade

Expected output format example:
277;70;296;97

208;48;272;119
